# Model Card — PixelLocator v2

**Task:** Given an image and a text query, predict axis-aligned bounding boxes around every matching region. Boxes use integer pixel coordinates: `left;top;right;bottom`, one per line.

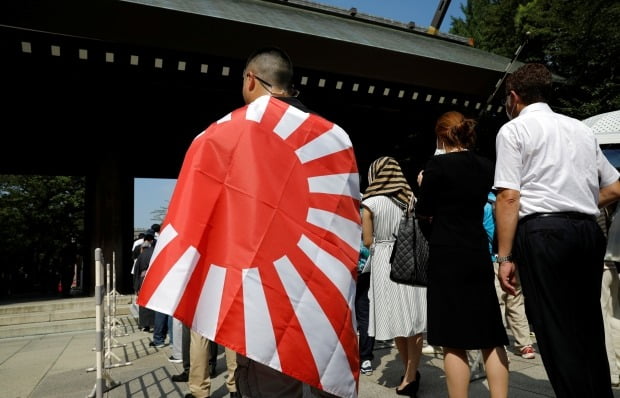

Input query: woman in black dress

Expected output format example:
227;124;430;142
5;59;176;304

416;111;509;398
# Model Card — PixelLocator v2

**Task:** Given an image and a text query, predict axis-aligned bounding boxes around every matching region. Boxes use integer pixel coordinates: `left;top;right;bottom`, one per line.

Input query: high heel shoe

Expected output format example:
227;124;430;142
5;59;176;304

396;371;421;397
395;381;417;397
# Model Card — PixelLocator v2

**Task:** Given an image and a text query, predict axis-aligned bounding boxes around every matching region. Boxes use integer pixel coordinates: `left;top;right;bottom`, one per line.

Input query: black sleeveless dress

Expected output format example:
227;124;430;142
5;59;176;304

416;151;508;349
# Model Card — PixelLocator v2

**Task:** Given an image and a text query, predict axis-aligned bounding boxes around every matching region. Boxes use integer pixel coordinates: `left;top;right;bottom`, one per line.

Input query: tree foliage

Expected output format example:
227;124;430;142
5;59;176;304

150;202;168;225
451;0;620;118
0;175;85;296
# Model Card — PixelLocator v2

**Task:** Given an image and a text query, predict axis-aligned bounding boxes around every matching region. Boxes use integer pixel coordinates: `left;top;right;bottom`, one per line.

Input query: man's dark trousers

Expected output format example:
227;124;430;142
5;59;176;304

355;272;374;362
515;215;613;398
182;324;190;373
153;311;169;345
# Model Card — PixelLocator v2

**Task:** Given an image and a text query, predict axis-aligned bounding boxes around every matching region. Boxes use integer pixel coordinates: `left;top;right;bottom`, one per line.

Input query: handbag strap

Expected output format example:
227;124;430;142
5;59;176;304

407;194;417;217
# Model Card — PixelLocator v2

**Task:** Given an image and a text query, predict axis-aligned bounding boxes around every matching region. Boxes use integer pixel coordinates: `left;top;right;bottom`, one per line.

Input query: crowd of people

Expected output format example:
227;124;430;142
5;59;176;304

132;47;620;398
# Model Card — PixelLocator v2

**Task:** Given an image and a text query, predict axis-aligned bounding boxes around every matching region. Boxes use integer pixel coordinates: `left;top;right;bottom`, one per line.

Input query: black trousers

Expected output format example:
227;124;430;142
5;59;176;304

355;272;375;362
180;325;218;375
138;306;154;329
515;215;612;398
208;340;219;375
181;324;190;372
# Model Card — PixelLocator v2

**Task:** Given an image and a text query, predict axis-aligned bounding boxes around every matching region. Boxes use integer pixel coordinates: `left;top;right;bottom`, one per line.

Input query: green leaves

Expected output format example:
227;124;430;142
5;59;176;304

0;175;85;295
450;0;619;118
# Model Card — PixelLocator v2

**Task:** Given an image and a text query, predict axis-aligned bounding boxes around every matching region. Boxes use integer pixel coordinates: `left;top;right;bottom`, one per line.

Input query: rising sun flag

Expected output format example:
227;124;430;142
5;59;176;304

137;95;361;397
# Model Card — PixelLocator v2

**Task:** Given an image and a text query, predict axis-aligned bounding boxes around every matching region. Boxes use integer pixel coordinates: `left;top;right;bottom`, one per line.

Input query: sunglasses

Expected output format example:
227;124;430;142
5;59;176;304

244;72;299;98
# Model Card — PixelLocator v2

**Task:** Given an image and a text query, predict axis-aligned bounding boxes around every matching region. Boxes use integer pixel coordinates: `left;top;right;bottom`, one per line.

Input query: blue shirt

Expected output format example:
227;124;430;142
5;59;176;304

357;207;370;272
483;192;496;261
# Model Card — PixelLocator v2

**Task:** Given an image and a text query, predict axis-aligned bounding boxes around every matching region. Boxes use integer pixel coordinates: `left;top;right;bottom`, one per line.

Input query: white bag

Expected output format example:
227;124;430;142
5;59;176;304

605;206;620;262
361;246;373;274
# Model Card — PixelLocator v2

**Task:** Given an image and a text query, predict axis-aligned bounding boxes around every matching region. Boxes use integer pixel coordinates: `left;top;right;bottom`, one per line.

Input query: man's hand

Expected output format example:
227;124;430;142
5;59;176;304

599;180;620;208
495;188;520;296
498;261;517;296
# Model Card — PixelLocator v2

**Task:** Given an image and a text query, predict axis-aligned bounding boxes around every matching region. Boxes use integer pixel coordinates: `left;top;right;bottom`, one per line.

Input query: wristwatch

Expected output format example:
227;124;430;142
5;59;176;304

497;255;513;263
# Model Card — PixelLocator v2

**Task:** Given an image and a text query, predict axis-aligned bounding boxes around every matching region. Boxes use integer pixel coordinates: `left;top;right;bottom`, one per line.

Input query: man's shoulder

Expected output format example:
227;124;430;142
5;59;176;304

194;104;254;142
206;96;321;126
552;110;585;127
518;103;581;126
199;96;346;147
275;96;314;114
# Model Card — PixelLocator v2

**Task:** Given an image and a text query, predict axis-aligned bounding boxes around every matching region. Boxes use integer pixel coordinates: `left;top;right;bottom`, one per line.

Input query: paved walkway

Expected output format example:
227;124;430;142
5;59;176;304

2;318;620;398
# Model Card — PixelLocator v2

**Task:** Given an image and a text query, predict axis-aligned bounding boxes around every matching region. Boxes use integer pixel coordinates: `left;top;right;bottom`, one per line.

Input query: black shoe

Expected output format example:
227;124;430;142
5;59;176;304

396;371;420;397
395;382;417;397
172;371;189;382
229;393;240;398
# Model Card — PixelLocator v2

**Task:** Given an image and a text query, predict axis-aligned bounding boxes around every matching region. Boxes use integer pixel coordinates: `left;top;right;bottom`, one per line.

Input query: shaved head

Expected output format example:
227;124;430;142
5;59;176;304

245;47;294;94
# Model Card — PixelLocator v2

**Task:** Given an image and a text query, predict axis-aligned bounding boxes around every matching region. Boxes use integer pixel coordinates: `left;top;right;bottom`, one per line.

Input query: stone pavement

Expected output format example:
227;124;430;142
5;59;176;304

2;318;620;398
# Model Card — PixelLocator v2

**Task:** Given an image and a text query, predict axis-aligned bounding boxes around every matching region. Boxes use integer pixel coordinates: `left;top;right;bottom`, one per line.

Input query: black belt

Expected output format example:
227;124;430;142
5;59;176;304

519;211;596;225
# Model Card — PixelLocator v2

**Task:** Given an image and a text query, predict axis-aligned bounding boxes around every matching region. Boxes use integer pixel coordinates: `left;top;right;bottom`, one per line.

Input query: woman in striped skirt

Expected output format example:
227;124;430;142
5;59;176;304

362;156;427;397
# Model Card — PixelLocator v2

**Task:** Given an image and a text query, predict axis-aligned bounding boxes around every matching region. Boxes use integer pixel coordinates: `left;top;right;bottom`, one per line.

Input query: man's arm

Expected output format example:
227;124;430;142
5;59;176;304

361;207;374;248
495;188;520;295
599;180;620;209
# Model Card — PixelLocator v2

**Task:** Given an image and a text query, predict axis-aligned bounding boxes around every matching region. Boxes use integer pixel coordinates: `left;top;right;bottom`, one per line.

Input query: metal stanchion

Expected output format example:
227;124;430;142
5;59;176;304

109;252;121;297
87;261;131;370
104;262;127;352
468;350;486;381
110;252;128;337
87;256;130;374
87;249;120;398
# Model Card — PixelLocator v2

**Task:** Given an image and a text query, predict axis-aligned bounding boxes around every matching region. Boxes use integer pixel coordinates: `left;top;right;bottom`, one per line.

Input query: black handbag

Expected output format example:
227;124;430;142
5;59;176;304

389;197;429;286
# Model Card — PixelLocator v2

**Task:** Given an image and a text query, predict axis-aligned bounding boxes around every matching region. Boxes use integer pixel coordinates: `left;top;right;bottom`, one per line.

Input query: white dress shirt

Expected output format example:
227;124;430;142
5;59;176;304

495;103;619;219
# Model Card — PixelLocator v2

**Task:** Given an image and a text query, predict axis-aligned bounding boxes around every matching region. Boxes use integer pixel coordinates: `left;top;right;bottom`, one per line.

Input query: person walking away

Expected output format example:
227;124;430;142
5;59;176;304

486;192;535;360
184;330;239;398
417;111;509;398
599;203;620;386
495;63;620;398
171;323;191;383
144;228;169;348
137;46;360;398
134;233;155;332
169;317;184;363
356;205;375;376
362;156;426;397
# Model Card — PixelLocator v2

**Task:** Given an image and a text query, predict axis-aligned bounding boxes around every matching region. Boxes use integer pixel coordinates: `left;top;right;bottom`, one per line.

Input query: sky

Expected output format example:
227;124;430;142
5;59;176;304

134;178;177;229
133;0;468;229
314;0;467;28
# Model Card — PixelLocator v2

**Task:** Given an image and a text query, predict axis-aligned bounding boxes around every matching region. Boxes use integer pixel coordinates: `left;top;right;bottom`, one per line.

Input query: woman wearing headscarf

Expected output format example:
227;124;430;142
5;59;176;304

416;111;509;398
362;156;427;397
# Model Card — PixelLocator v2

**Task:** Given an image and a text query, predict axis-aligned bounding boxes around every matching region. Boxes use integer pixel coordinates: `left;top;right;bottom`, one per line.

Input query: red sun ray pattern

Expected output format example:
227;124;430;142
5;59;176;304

137;95;361;398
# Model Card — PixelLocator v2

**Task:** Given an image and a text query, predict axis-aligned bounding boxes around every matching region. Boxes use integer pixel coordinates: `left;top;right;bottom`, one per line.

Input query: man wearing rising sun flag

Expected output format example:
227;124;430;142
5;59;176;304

137;47;361;398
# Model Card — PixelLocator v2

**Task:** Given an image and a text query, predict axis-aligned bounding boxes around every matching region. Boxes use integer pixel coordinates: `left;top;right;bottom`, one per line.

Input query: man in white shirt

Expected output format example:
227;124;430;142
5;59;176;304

495;63;620;398
130;232;145;277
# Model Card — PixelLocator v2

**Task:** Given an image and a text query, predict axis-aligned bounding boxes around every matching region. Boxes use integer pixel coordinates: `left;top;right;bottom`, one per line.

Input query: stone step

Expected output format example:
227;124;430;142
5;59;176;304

0;305;132;326
0;295;138;339
0;295;133;315
0;315;139;339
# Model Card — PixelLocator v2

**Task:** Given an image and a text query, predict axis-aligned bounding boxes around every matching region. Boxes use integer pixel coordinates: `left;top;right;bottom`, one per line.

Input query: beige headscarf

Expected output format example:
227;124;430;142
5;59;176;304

362;156;413;207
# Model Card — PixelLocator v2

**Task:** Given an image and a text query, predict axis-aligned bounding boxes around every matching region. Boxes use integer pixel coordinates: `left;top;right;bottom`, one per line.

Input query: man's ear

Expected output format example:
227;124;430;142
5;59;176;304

247;73;257;92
